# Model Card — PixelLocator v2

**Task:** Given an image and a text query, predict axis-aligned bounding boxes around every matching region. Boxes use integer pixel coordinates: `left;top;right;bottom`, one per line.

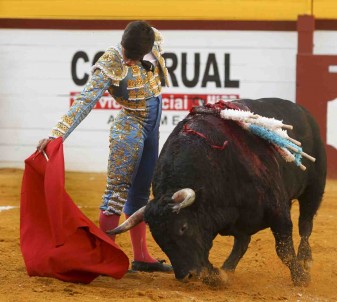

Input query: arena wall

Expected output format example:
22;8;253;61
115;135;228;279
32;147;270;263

1;0;337;20
0;0;314;20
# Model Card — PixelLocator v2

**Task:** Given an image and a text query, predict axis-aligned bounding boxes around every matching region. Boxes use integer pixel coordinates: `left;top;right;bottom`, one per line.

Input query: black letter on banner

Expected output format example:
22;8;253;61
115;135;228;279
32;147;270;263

224;53;239;88
182;53;200;87
71;51;89;86
161;115;168;125
107;115;115;124
172;115;181;125
93;51;104;65
201;53;221;87
162;53;178;87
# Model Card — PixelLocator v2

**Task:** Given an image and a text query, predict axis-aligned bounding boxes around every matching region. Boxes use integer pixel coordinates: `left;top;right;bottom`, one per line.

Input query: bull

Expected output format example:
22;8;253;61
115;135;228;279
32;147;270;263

109;98;326;286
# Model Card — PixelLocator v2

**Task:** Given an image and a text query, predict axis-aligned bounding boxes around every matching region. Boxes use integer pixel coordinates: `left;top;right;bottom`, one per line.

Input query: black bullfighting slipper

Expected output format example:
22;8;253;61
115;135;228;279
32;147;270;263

131;260;173;272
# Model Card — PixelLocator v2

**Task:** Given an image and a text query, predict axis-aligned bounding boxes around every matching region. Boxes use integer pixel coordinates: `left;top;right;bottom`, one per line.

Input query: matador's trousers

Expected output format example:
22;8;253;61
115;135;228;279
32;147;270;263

100;96;162;216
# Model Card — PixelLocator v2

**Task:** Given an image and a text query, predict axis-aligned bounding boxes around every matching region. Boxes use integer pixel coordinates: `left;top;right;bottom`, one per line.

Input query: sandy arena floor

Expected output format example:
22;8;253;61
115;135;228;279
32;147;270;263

0;168;336;302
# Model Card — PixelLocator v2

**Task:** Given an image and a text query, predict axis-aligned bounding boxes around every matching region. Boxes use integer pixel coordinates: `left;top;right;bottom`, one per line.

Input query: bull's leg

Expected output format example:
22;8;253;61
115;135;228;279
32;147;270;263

221;235;251;271
297;186;324;272
271;214;310;286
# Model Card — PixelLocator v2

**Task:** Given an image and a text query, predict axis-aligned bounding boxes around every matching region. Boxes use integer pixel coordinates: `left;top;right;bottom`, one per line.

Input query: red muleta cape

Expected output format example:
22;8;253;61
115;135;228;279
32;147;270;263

20;138;129;283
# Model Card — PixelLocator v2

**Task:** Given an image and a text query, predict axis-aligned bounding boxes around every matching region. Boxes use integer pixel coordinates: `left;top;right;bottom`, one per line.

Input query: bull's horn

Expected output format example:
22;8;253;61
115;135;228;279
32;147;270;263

170;188;196;213
106;206;145;235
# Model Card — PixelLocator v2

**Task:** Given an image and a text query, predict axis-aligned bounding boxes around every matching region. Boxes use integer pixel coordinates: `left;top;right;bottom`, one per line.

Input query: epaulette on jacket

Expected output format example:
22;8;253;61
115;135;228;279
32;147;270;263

91;47;128;85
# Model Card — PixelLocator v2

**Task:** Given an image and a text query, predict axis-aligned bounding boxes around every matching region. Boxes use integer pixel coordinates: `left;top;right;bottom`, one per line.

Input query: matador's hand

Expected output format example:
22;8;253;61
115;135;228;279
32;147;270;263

36;138;53;152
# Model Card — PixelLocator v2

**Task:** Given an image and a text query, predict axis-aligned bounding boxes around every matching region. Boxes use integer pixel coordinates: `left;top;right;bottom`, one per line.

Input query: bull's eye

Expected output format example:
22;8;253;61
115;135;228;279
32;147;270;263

179;222;188;235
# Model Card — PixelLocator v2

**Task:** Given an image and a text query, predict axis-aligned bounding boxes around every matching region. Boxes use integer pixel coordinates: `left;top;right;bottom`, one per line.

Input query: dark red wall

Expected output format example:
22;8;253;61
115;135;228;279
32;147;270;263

297;15;337;178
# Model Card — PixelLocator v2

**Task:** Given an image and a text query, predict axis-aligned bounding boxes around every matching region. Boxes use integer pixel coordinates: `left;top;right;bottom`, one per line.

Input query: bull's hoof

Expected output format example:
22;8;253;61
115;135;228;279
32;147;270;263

220;263;236;272
292;271;311;287
201;269;229;288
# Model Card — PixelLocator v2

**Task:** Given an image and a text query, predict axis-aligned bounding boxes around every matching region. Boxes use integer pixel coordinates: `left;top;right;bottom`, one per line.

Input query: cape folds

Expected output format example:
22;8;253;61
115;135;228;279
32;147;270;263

20;138;129;283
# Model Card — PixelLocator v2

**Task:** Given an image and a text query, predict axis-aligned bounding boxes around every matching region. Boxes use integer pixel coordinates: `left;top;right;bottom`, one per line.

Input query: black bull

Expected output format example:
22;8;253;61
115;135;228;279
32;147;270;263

110;98;327;286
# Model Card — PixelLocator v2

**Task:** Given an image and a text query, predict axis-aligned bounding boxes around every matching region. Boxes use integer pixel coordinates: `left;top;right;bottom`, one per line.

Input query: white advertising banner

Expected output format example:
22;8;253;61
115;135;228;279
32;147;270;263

0;29;300;171
327;98;337;150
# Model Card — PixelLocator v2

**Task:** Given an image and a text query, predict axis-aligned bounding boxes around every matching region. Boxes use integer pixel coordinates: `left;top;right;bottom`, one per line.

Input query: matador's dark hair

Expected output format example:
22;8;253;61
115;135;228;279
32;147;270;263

121;21;155;61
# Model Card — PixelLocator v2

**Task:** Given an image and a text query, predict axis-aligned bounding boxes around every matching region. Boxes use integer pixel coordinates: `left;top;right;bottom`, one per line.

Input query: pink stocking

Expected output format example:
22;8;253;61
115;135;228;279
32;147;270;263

99;211;120;241
126;215;157;263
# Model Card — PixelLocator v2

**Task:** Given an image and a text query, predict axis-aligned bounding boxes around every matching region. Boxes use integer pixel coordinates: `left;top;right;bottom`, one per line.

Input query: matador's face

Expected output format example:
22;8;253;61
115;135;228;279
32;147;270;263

121;47;138;66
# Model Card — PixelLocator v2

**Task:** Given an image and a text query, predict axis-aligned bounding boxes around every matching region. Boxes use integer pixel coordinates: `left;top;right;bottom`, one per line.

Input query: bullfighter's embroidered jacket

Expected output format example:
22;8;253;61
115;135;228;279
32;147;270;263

50;28;169;139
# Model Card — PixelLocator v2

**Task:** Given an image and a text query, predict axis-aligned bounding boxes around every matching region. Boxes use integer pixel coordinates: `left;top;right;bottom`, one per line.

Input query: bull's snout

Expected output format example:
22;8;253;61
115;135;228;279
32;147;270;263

176;270;198;282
